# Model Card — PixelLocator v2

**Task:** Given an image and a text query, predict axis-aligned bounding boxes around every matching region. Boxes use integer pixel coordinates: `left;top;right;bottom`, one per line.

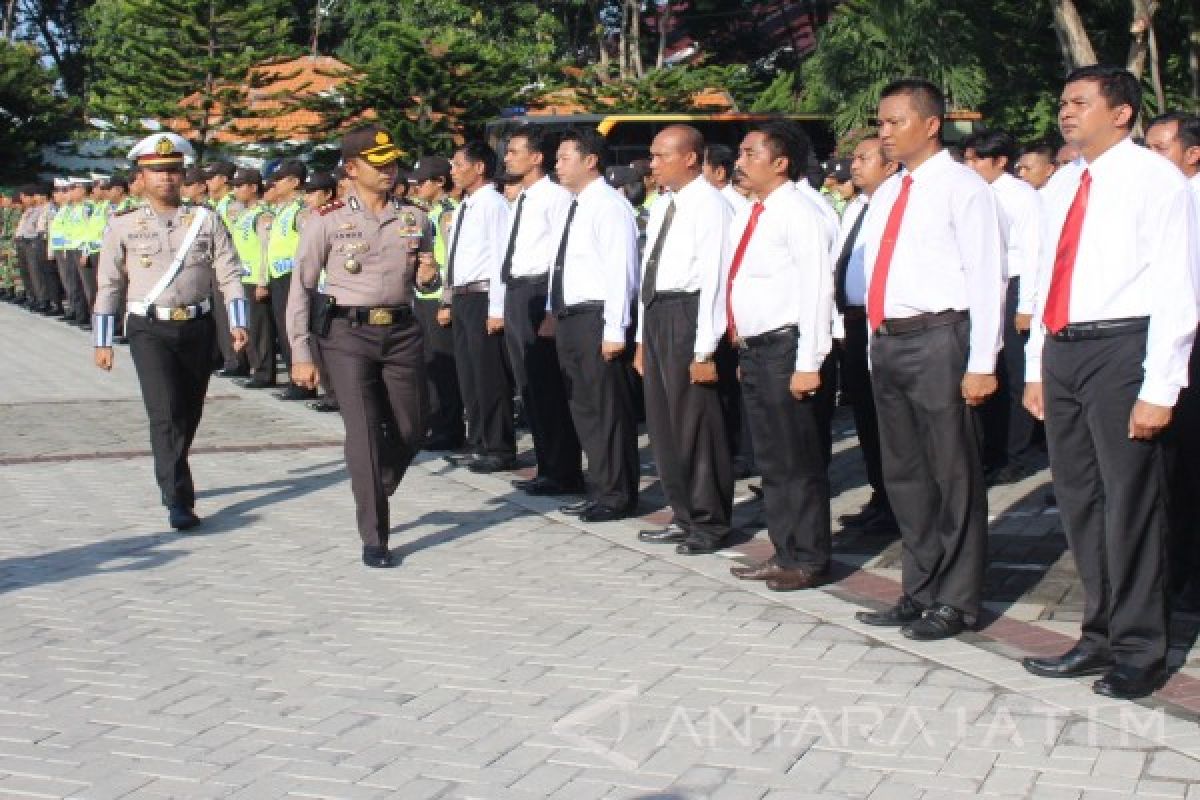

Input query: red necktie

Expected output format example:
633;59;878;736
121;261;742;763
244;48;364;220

867;174;913;332
1042;169;1091;334
726;201;765;342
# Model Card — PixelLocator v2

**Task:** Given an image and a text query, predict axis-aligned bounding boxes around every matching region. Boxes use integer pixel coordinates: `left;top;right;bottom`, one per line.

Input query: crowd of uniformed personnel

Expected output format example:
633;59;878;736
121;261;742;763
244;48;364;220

4;63;1199;702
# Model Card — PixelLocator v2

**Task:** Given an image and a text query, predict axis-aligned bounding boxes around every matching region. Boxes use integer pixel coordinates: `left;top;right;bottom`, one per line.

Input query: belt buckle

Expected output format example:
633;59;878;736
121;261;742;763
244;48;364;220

170;307;189;321
734;336;748;351
367;308;393;325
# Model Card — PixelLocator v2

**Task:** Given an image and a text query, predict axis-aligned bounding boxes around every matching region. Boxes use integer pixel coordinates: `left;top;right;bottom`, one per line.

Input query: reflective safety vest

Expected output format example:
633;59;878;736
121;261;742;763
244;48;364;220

214;193;237;231
48;205;70;252
232;204;270;286
415;196;457;300
83;200;111;255
266;198;304;279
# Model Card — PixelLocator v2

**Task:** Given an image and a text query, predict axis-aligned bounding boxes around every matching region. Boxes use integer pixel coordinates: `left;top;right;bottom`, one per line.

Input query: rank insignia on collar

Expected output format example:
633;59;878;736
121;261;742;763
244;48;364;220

348;196;361;212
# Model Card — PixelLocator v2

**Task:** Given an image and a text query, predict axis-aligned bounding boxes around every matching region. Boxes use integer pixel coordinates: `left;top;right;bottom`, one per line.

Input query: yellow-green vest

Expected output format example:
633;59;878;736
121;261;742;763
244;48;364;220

266;198;303;279
232;204;270;286
48;206;70;252
415;196;457;300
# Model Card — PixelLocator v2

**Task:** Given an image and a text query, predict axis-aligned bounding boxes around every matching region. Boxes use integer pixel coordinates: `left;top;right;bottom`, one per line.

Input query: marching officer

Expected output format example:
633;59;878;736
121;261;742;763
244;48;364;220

92;133;249;531
288;125;441;568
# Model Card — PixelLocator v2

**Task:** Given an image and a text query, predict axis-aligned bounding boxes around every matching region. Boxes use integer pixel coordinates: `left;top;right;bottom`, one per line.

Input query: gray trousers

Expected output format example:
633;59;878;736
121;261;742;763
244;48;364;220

1043;330;1169;669
870;319;987;623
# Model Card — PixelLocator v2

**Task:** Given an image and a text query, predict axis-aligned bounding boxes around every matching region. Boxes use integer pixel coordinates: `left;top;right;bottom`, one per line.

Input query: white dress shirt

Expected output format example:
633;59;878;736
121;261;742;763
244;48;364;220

720;183;751;215
991;171;1045;313
549;176;639;344
636;175;732;357
861;149;1006;374
727;181;834;372
830;193;869;340
795;179;840;245
504;175;573;281
1025;137;1198;406
445;183;511;318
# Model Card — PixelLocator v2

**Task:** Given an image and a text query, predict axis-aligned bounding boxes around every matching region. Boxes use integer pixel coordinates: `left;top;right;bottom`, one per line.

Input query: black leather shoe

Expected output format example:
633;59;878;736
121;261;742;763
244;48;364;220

217;366;250;378
238;377;276;389
1022;644;1115;679
307;400;340;412
423;435;466;451
579;504;629;523
512;476;585;496
167;504;201;531
467;455;517;474
675;538;723;556
1092;664;1167;699
902;604;967;641
276;383;317;401
856;596;924;627
559;499;594;516
638;522;688;544
362;546;395;568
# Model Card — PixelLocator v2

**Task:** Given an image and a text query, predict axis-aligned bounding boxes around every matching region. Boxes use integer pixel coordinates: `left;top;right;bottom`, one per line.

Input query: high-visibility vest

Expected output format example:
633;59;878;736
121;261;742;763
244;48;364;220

266;198;304;279
232;204;270;286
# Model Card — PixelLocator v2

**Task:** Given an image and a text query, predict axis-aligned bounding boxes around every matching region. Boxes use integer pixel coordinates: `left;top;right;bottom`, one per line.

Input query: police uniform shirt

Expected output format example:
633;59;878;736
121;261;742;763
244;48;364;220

549;175;639;345
1025;137;1198;406
991;171;1045;314
287;193;434;365
727;181;834;373
93;204;247;346
504;176;573;280
443;183;511;318
861;149;1005;374
635;175;732;357
720;183;750;215
14;207;35;239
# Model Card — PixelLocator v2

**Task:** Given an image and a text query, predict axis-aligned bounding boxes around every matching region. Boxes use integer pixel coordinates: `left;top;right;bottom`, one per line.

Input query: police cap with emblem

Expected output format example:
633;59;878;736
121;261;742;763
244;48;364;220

341;125;403;167
231;167;263;187
202;160;236;180
303;171;337;193
409;155;451;183
270;159;308;184
127;133;195;169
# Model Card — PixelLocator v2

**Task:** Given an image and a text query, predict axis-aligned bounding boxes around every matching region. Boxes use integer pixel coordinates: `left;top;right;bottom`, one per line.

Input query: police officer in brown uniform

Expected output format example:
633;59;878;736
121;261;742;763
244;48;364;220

288;125;440;568
93;133;249;531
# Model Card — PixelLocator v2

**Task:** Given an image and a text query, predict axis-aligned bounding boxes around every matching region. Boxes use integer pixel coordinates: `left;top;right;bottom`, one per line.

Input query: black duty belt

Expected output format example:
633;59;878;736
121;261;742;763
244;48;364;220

555;301;604;319
1049;316;1150;342
874;309;968;336
333;305;414;326
646;290;699;307
452;280;490;295
841;305;867;322
505;275;549;288
735;325;798;351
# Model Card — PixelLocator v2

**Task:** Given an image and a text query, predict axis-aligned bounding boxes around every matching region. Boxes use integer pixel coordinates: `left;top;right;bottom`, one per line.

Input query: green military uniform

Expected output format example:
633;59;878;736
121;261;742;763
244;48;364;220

0;202;21;299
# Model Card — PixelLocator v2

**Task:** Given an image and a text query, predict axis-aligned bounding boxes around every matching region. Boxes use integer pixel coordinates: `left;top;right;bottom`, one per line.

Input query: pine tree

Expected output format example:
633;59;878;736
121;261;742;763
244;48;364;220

85;0;294;160
0;41;72;178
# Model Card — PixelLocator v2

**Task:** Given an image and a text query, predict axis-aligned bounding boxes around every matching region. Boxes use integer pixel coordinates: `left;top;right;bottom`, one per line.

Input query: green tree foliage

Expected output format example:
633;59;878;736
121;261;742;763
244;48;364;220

85;0;294;159
0;41;73;177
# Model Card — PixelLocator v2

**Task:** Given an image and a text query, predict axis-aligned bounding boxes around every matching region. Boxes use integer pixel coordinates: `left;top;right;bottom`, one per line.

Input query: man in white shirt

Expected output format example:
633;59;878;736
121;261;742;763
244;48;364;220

724;121;835;592
1021;67;1198;699
1015;141;1059;190
633;125;734;555
500;128;584;497
853;79;1005;641
540;129;640;522
964;129;1046;485
703;143;750;215
832;135;898;535
1142;111;1200;613
441;141;515;473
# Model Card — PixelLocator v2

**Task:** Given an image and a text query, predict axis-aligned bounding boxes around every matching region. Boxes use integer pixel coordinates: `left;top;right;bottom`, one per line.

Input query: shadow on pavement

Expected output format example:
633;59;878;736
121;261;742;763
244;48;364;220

0;532;187;595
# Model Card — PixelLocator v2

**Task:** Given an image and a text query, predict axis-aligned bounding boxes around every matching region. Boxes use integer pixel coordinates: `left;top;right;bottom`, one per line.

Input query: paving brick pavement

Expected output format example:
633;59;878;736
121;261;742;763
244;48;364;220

0;303;1197;800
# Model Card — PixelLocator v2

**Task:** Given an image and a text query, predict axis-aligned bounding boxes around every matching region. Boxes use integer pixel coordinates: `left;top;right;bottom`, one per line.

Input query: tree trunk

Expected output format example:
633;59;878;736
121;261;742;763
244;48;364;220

3;0;16;41
630;0;644;78
618;0;628;79
1051;0;1098;71
656;1;671;70
1126;1;1165;118
1190;0;1200;102
585;0;609;70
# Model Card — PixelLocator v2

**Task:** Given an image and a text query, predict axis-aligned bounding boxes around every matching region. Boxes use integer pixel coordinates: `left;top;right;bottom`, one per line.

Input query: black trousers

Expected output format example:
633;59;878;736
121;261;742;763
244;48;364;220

414;296;464;443
211;287;245;372
643;295;733;543
836;311;887;503
127;313;215;509
983;278;1041;469
320;317;426;549
870;319;987;623
504;279;582;485
246;288;276;382
556;309;639;510
1044;331;1169;669
270;273;294;371
740;332;833;571
1167;338;1200;599
78;252;99;322
452;292;515;458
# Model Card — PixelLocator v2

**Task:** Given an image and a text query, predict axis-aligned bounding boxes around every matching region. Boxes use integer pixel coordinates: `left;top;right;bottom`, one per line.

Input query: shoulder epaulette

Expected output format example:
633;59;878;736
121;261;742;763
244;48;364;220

317;200;345;216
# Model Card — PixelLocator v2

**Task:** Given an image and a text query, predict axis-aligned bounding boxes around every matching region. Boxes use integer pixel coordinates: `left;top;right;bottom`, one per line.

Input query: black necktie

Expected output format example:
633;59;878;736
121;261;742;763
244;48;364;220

445;203;468;290
499;192;525;283
640;196;675;308
550;199;579;315
834;202;867;313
